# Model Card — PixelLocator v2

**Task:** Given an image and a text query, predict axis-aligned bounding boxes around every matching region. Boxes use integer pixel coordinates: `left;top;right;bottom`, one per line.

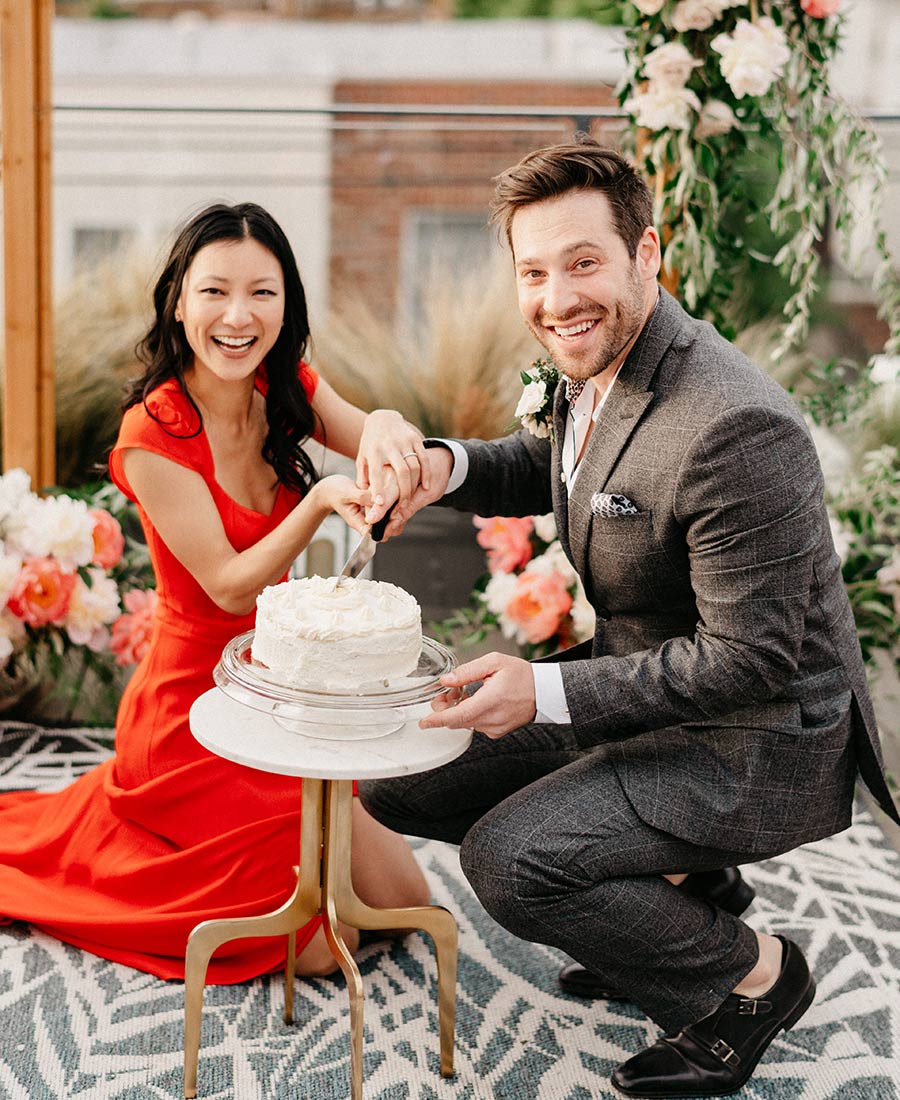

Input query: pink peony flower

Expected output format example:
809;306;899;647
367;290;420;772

473;516;534;574
6;557;77;627
503;571;573;645
801;0;840;16
89;508;125;569
110;588;158;667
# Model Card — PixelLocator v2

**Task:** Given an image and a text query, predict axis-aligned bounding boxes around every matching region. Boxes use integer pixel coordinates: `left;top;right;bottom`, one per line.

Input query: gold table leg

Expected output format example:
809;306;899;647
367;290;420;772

183;775;458;1099
322;781;458;1088
183;778;323;1099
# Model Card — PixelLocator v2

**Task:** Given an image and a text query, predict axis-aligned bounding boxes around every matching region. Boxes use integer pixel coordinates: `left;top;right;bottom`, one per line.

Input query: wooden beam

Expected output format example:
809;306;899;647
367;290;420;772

1;0;55;488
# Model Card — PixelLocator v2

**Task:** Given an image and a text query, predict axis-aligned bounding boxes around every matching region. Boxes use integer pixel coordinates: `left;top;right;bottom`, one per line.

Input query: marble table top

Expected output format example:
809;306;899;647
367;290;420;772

190;687;473;781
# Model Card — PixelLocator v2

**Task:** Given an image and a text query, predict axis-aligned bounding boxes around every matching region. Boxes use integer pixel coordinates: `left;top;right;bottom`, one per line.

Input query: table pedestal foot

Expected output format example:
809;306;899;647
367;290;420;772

183;781;323;1099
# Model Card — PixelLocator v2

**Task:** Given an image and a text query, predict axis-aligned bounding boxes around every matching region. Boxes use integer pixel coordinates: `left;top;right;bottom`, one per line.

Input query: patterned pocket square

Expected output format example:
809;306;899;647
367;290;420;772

590;491;640;518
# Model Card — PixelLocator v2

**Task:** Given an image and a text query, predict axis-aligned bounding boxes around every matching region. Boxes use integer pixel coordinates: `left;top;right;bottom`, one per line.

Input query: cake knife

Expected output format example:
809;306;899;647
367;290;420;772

334;503;395;586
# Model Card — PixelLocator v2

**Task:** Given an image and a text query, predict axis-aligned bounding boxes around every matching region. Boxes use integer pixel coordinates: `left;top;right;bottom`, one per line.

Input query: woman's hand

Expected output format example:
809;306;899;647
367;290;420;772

356;410;428;522
311;474;373;535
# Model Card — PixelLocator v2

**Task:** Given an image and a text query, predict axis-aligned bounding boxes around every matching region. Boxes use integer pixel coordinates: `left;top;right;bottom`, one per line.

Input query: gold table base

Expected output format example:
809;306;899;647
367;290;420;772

183;776;458;1099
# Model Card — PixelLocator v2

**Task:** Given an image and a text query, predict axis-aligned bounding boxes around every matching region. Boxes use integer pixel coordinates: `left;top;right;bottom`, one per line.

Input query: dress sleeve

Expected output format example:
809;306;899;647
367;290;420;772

108;385;211;502
299;360;318;401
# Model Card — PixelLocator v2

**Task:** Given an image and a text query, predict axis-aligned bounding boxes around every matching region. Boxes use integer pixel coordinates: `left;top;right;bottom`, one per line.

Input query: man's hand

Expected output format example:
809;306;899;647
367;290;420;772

383;445;454;537
419;652;536;738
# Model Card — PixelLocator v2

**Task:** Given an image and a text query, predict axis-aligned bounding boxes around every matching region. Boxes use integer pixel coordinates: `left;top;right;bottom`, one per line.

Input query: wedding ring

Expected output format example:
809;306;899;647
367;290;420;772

402;452;418;460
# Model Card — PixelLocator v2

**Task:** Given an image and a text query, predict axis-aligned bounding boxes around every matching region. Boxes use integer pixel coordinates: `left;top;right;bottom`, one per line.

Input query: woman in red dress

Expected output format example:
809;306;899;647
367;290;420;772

0;203;431;981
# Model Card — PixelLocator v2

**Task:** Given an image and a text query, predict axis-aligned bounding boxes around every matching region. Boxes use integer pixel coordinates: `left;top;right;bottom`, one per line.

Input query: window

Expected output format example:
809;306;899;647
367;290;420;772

73;227;135;272
399;210;501;324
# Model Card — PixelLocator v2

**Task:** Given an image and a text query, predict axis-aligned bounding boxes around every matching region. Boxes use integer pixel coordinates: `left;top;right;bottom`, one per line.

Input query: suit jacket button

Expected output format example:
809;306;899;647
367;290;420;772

560;472;566;483
596;607;611;621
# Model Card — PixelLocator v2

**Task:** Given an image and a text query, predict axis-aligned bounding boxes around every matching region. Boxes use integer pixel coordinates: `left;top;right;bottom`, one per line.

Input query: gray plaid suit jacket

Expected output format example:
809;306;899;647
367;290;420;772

444;288;898;854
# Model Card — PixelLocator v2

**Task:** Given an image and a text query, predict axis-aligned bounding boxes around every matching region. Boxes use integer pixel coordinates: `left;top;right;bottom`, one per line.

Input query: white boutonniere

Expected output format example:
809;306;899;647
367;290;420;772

514;357;558;441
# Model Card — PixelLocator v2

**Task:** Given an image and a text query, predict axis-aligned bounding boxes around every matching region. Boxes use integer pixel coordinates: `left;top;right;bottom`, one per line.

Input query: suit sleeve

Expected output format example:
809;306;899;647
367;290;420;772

561;404;825;742
439;428;554;518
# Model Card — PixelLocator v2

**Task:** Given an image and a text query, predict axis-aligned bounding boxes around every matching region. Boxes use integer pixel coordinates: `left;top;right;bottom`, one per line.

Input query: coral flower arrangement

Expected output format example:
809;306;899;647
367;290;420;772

440;512;595;659
0;469;155;721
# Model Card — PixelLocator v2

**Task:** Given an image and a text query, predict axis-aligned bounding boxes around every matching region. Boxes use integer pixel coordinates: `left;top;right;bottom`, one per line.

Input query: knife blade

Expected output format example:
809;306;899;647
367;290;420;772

335;503;395;586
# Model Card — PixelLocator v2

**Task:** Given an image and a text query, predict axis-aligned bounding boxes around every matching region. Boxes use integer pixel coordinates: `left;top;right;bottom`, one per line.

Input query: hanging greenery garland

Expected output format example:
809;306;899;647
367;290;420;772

618;0;899;361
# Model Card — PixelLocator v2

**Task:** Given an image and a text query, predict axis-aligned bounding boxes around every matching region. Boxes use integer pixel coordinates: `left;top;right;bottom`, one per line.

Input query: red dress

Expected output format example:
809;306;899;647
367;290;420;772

0;369;324;981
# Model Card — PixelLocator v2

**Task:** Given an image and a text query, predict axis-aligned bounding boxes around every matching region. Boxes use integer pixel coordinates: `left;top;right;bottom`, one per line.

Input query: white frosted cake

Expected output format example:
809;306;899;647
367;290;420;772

252;575;422;690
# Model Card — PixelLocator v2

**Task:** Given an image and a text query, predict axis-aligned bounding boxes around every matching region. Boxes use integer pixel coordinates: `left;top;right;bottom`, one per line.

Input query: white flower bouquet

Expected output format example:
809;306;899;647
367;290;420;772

0;470;155;722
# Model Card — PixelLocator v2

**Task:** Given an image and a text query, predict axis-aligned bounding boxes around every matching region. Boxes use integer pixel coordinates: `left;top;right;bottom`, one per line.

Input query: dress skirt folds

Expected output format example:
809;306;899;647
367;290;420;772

0;368;324;981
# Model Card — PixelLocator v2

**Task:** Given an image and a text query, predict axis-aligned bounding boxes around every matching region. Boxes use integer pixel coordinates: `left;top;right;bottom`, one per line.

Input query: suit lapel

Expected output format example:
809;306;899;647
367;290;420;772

566;289;684;576
550;379;571;561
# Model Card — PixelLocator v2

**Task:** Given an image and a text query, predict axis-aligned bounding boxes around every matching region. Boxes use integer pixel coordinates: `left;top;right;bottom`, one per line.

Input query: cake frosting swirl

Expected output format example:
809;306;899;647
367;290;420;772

252;575;422;690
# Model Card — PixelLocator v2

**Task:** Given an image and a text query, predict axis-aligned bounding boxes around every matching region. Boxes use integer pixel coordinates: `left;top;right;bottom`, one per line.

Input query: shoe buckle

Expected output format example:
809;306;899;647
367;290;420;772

738;998;771;1015
710;1039;741;1067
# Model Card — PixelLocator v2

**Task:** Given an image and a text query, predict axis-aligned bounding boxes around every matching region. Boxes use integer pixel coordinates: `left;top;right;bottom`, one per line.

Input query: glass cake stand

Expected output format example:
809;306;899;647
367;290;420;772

213;630;457;740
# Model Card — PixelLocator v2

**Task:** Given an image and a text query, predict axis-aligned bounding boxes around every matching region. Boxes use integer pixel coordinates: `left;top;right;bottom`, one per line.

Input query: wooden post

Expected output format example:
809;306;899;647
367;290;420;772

636;126;679;298
1;0;55;488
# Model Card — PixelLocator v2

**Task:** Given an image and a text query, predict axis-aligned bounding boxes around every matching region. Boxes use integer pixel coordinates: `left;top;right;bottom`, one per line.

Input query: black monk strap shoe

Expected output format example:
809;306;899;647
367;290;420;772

610;936;815;1098
558;867;755;1000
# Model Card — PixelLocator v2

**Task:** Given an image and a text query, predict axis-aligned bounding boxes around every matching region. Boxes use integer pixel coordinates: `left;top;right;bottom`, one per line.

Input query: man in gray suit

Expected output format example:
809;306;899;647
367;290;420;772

360;138;899;1097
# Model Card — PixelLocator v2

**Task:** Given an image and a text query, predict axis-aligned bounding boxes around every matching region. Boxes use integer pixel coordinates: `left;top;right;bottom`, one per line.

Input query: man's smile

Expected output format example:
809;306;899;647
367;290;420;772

549;319;599;339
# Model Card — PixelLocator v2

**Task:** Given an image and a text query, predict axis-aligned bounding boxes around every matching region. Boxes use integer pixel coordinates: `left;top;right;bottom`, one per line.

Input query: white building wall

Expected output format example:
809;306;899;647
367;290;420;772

0;9;897;323
27;17;624;326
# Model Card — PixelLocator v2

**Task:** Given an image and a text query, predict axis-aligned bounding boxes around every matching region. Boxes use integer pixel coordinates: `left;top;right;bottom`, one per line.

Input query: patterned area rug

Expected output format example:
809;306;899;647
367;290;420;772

1;722;898;1100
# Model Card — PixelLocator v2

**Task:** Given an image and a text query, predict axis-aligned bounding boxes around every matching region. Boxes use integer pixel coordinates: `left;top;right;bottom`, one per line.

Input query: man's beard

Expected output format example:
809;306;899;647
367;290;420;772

534;267;646;381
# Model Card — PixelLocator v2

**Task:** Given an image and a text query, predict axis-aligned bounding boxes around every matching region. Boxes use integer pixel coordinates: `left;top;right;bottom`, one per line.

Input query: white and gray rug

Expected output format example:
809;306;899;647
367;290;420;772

1;722;898;1100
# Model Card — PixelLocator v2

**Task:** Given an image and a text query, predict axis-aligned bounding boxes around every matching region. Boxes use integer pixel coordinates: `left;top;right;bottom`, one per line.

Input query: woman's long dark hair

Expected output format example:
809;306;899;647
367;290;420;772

126;202;319;494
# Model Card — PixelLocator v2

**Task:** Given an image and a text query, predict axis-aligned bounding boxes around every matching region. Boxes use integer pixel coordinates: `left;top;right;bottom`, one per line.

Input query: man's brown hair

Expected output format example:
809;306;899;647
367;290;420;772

490;137;654;258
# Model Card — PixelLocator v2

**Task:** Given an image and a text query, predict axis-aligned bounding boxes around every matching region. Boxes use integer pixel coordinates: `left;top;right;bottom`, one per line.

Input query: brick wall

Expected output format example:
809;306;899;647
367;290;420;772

329;79;620;316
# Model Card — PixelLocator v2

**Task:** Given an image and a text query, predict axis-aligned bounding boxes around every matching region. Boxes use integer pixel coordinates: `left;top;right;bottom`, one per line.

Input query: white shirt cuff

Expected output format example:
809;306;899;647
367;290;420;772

532;663;571;724
432;438;469;495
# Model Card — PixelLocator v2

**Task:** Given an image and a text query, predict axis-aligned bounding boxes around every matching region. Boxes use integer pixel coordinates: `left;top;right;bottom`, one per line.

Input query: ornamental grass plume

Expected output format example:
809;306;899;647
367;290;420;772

0;246;155;487
314;260;541;441
53;246;155;486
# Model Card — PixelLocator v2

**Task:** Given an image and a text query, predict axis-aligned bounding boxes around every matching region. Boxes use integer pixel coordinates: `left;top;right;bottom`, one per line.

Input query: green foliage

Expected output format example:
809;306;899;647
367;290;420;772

454;0;624;21
88;1;134;17
828;446;900;669
618;3;899;362
790;356;877;428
